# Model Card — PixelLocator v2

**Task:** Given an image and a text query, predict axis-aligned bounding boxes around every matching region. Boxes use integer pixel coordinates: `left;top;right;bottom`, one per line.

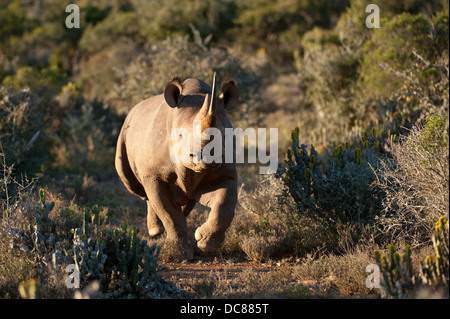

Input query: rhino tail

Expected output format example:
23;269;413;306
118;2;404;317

115;133;148;200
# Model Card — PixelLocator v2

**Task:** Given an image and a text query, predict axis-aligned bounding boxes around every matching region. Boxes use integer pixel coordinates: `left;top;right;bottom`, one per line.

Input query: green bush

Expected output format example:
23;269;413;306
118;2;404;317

136;0;237;42
78;11;142;56
231;0;349;63
360;12;443;97
295;2;449;144
0;1;25;44
358;9;448;137
78;0;237;57
414;114;449;156
279;127;384;252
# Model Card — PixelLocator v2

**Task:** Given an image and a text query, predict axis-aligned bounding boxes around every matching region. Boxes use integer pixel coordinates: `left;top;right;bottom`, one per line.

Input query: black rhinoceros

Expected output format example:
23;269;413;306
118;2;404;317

115;73;239;259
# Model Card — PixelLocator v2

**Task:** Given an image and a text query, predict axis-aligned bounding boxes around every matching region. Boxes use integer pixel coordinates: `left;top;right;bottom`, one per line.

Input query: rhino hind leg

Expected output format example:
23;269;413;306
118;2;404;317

147;201;164;237
147;196;194;237
144;179;193;260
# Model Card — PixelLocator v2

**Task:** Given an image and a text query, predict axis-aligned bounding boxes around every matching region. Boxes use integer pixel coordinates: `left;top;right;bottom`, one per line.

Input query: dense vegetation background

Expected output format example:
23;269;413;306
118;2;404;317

0;0;448;298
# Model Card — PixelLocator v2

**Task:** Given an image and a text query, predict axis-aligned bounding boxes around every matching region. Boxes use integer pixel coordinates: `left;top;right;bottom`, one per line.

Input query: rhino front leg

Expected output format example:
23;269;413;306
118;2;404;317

195;182;237;253
146;201;164;237
144;179;193;260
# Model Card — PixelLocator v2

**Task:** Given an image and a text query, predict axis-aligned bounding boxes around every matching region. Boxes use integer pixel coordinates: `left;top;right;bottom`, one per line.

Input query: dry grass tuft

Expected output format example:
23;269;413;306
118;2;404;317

375;115;449;247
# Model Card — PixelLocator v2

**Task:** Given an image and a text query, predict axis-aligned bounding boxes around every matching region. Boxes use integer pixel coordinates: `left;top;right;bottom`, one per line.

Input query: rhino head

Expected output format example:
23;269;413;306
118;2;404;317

165;72;239;172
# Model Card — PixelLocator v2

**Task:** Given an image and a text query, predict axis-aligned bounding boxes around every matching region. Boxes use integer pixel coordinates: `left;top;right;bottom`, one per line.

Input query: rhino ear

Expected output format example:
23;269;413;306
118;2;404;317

219;78;239;110
164;77;183;107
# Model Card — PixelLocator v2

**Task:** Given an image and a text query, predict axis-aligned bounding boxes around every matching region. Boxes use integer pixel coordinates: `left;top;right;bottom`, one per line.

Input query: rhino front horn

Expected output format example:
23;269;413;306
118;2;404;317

208;72;217;116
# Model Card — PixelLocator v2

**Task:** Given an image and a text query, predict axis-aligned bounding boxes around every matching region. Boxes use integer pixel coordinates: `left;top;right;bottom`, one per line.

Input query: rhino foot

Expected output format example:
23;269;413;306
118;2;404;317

194;226;225;253
148;225;165;237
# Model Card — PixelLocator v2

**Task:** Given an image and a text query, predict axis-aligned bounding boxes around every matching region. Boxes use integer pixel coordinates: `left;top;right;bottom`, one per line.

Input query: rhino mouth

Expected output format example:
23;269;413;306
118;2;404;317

189;161;221;173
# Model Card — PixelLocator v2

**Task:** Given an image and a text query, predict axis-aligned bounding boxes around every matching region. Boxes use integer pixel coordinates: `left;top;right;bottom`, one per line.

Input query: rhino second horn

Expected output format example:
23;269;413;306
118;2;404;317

208;72;217;116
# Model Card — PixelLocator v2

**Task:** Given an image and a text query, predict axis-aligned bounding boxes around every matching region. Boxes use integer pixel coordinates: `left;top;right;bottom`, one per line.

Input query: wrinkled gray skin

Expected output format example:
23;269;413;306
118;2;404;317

115;74;239;259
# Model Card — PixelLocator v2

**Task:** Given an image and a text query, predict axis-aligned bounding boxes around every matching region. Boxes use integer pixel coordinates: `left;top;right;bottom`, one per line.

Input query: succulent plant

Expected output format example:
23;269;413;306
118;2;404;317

374;244;414;298
419;216;449;288
280;127;382;227
375;216;449;298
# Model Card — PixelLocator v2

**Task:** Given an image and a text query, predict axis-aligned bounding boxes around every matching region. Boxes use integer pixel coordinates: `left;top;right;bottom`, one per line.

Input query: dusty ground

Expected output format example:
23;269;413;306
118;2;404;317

156;252;366;299
157;254;298;298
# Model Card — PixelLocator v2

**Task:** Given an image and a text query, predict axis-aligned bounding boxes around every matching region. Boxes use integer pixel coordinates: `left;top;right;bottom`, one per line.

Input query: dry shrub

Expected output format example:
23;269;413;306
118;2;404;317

293;258;329;284
324;251;374;296
229;173;365;260
236;266;294;298
293;249;375;296
0;86;48;175
230;176;301;261
375;114;449;247
240;233;281;263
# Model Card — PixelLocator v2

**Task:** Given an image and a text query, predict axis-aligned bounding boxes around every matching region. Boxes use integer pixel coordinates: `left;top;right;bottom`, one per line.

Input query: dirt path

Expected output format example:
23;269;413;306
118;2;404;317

159;255;273;281
157;254;314;298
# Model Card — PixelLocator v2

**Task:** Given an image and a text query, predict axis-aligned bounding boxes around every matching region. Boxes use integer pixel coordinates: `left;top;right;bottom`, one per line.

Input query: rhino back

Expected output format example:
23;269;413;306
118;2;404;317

122;94;173;181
